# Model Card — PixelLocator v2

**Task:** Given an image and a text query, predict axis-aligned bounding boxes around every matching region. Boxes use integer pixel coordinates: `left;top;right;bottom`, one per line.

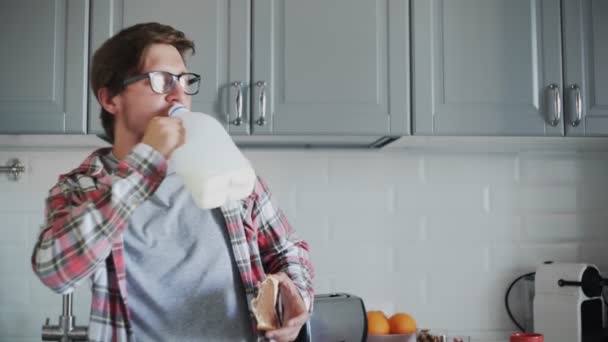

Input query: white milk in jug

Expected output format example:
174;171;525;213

168;103;256;209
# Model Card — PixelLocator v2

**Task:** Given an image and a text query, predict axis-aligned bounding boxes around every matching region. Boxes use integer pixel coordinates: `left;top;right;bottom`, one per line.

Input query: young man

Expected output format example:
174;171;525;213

31;23;314;342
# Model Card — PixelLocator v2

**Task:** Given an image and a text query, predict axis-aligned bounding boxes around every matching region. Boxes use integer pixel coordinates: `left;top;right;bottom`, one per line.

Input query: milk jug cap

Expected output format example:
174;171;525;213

169;103;188;116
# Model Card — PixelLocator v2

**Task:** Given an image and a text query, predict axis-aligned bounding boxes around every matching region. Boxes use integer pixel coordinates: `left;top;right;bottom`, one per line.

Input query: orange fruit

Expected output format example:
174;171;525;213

367;311;390;335
388;312;417;334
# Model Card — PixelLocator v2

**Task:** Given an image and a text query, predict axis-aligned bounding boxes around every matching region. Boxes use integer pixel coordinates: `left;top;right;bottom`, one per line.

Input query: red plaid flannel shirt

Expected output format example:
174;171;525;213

31;143;314;342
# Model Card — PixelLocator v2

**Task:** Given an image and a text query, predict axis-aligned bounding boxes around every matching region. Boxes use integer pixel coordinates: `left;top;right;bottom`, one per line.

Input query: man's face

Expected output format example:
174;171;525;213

113;43;192;141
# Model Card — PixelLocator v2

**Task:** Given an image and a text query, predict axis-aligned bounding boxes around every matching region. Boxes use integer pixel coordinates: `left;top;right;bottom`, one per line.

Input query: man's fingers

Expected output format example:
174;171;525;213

265;325;300;342
272;271;290;282
285;311;308;327
265;312;308;341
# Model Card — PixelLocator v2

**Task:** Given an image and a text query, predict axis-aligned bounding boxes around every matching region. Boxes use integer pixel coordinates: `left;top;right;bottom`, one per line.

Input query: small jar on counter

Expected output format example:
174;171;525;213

416;329;446;342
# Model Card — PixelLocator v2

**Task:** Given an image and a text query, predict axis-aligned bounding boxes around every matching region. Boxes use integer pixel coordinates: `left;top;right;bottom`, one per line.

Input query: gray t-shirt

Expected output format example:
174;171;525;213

101;151;255;341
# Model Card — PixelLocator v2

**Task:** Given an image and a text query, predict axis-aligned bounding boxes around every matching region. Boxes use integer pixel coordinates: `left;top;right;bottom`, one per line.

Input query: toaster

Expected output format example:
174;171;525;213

297;293;367;342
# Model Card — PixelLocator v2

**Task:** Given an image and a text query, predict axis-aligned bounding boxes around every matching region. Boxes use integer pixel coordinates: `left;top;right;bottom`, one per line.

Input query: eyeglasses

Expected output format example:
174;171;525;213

123;71;202;95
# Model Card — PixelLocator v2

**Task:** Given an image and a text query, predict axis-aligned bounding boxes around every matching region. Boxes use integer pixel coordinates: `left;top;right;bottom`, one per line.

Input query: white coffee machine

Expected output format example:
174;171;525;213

533;262;608;342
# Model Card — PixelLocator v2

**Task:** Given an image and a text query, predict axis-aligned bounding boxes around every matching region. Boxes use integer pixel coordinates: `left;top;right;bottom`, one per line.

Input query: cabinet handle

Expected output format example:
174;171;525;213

231;81;244;126
546;84;562;127
0;159;25;181
568;84;582;127
255;81;267;126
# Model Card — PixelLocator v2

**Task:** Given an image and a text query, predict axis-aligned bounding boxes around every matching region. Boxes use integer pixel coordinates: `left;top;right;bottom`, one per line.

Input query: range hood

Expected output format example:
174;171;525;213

0;134;401;150
233;135;400;149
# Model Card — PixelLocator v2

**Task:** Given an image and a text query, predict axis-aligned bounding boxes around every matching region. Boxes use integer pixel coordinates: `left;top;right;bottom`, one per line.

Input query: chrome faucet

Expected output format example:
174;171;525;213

42;293;88;341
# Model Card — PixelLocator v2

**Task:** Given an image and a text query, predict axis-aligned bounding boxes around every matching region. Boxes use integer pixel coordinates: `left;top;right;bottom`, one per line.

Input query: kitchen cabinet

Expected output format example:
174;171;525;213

562;0;608;136
0;0;89;133
412;0;564;136
88;0;245;136
89;0;410;143
411;0;608;137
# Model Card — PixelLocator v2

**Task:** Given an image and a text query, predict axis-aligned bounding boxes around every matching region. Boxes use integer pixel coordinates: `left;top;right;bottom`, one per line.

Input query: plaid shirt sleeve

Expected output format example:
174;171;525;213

31;143;167;294
251;177;315;312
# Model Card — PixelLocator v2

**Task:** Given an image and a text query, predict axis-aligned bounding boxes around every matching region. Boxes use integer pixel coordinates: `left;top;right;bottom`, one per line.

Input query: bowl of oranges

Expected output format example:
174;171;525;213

366;311;417;342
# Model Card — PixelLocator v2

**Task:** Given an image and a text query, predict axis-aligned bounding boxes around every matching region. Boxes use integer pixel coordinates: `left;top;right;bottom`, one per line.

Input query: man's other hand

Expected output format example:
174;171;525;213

264;272;309;342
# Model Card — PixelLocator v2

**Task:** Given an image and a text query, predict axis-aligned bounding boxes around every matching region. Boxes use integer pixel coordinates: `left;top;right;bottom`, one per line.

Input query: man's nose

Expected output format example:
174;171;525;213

165;81;189;105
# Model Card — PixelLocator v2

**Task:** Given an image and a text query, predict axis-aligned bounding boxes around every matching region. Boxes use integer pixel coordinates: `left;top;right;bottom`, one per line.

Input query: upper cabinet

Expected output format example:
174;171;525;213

88;0;410;140
562;0;608;136
412;0;608;137
88;0;250;136
0;0;89;133
251;1;409;136
3;0;604;141
412;0;564;136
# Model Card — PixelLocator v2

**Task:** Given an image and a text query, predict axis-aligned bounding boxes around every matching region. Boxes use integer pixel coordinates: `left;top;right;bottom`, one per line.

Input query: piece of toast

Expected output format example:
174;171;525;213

251;274;281;330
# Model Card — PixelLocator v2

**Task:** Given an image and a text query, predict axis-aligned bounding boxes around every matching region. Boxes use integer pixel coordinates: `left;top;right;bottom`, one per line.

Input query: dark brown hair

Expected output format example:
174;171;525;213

90;22;195;143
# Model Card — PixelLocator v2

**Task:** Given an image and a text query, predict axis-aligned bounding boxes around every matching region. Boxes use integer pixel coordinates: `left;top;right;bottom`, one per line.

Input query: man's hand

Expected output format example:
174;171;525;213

265;272;309;342
141;116;185;159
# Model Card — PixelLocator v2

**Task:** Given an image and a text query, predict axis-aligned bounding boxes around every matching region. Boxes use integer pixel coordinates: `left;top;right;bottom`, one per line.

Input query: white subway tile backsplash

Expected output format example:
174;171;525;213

295;219;334;277
489;185;581;214
1;276;29;306
0;245;29;275
0;308;50;340
25;151;90;190
1;145;608;341
0;191;46;214
519;185;579;212
578;243;608;271
311;275;333;294
0;213;27;245
411;214;522;242
578;182;608;212
521;214;604;241
483;274;527;330
331;270;404;316
330;242;396;279
396;243;486;278
519;152;582;184
579;153;608;182
425;152;517;185
395;184;486;213
296;186;392;217
489;243;580;273
421;270;494;330
246;151;330;186
329;215;398;244
327;151;422;186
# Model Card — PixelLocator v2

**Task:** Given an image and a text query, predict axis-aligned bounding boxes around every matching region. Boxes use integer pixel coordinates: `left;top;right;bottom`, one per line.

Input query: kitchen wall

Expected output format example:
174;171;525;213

1;143;608;342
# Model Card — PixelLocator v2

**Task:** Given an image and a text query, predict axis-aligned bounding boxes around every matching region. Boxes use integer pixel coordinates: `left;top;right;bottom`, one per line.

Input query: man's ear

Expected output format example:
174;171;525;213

97;87;120;115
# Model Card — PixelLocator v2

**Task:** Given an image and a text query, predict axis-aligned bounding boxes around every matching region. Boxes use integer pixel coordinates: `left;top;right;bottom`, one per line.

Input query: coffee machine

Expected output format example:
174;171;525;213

533;262;608;342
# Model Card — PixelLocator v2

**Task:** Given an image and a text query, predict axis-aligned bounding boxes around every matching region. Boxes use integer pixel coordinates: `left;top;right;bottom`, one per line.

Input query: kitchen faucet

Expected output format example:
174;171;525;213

41;293;88;341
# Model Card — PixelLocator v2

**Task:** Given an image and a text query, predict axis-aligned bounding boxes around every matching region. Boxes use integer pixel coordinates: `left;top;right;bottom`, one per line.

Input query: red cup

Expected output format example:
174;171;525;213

510;333;544;342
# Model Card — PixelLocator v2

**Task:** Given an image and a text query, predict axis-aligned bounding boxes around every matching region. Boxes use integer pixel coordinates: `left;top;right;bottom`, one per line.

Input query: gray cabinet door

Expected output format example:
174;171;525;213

412;0;564;136
562;0;608;136
89;0;250;136
251;0;409;136
0;0;89;133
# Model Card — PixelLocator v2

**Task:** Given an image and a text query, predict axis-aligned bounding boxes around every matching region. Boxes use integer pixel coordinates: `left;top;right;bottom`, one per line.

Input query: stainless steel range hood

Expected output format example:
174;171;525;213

233;135;400;149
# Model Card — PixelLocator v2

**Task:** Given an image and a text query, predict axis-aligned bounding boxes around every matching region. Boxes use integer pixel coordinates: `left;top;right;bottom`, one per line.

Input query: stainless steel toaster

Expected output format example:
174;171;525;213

305;293;367;342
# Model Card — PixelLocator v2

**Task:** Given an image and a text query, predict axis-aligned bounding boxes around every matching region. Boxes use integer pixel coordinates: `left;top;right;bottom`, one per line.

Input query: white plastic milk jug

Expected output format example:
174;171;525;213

168;103;256;209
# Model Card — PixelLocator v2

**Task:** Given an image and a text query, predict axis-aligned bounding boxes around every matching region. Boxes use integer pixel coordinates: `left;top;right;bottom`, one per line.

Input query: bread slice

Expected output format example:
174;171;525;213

251;274;281;330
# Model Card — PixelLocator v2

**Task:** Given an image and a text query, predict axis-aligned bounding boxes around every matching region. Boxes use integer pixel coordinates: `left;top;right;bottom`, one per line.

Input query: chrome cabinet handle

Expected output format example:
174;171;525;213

255;81;267;126
568;84;582;127
0;159;25;181
231;81;244;126
546;84;562;127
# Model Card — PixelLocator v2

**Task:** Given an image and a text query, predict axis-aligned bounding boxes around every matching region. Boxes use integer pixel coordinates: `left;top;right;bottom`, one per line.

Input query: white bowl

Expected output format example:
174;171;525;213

367;334;416;342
